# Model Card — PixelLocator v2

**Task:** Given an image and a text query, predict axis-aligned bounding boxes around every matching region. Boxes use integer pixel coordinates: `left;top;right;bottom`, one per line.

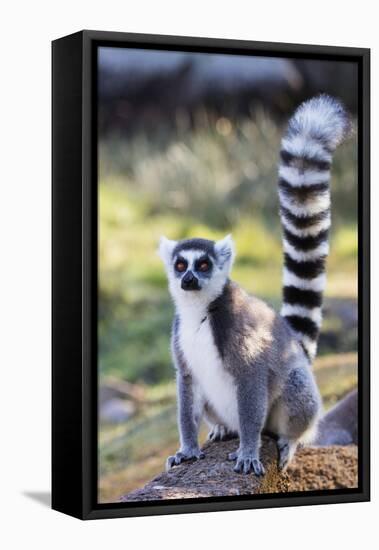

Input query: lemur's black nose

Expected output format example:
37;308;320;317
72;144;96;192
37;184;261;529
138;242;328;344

181;271;200;291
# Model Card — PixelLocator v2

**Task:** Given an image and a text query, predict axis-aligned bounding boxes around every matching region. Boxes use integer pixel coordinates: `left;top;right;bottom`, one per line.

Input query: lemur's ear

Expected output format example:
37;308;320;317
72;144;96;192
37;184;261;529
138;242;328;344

158;236;177;264
215;234;235;270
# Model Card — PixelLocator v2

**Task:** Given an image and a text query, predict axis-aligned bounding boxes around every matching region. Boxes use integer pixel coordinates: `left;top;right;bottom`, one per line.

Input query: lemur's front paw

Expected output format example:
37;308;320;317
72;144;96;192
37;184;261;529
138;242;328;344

207;424;238;442
166;448;205;470
228;449;265;476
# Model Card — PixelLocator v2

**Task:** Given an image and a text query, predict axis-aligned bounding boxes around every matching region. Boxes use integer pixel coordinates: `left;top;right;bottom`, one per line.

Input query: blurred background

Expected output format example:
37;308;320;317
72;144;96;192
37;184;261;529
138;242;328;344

98;47;358;503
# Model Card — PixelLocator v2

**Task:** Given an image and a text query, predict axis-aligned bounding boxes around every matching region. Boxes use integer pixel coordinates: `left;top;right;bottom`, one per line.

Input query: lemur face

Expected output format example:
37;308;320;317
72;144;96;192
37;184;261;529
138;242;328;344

173;248;213;291
159;235;235;305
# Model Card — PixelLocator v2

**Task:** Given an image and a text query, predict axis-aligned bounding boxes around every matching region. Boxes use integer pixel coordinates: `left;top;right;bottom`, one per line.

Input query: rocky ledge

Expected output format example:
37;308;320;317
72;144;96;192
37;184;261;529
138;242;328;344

121;437;357;502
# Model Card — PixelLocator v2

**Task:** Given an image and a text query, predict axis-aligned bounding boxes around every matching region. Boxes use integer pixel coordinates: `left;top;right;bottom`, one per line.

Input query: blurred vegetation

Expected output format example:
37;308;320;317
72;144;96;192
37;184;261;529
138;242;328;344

98;111;358;502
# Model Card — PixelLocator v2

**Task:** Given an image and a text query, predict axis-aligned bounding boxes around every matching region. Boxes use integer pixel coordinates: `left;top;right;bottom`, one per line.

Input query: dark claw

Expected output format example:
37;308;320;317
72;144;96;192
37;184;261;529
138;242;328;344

174;452;185;465
233;456;265;476
243;458;252;474
166;455;176;469
252;458;265;476
166;450;205;470
278;456;289;471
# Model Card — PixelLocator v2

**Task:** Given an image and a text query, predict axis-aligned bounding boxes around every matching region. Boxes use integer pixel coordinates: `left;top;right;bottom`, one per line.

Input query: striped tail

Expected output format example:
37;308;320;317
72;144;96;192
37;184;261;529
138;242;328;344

279;95;351;361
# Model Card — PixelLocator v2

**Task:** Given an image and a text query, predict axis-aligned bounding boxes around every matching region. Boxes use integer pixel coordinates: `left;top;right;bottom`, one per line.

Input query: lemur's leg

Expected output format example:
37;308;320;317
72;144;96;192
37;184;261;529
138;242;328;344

166;373;205;470
204;403;238;442
228;372;268;476
268;366;321;470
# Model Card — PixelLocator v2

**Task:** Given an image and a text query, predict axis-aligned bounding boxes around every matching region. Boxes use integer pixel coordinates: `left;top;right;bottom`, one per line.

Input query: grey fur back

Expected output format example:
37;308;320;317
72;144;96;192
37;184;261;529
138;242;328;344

208;280;305;398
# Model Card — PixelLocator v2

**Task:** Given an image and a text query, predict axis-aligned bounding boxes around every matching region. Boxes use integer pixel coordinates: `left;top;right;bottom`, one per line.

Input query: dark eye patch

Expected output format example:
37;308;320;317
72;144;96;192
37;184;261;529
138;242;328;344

195;256;212;273
174;257;187;273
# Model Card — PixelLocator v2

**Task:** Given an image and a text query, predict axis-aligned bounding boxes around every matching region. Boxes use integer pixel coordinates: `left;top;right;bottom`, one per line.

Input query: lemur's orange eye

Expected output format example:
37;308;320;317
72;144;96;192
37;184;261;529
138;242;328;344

175;260;187;272
198;261;210;272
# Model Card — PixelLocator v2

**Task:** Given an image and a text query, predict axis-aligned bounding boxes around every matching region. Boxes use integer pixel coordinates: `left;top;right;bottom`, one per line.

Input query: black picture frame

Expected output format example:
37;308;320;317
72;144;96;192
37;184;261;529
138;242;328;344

52;30;370;520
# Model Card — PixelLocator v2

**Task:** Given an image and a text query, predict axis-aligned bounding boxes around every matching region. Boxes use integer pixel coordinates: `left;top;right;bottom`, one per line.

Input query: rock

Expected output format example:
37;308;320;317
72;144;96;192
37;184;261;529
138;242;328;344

315;389;358;446
121;437;287;501
120;437;358;501
99;49;302;100
287;445;358;491
100;398;136;424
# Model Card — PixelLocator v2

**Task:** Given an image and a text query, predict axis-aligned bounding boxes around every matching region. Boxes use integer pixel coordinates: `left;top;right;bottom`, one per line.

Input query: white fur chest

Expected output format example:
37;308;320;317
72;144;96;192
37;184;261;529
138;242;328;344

178;309;239;431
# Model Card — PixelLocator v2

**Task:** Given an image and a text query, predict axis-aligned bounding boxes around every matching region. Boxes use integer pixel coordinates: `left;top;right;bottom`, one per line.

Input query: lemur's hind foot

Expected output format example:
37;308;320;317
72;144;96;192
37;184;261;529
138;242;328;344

277;436;298;471
207;424;238;442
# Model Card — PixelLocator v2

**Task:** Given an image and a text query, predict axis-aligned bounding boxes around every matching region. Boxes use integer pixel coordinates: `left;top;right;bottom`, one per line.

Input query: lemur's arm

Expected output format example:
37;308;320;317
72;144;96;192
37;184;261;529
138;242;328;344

166;320;205;469
229;368;268;475
177;372;203;451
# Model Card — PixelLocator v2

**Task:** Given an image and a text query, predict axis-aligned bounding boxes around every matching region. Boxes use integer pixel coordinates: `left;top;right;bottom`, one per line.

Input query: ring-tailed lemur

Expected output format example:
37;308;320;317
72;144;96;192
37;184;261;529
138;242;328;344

159;95;350;475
